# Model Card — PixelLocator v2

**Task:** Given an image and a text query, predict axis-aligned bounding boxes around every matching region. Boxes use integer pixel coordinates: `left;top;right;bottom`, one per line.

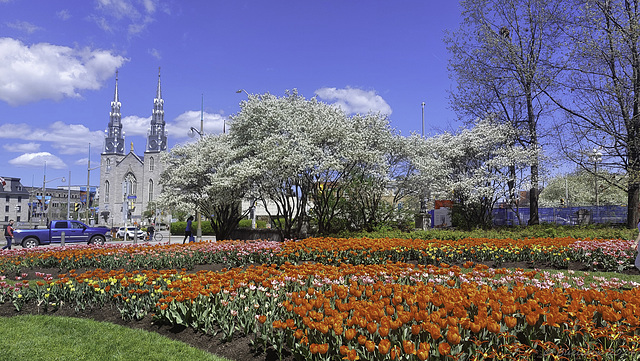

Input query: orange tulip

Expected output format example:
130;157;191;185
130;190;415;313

403;340;416;354
379;326;390;337
318;343;329;354
367;322;378;335
390;345;401;359
417;349;430;360
347;349;359;360
365;339;376;353
446;329;462;345
487;321;501;334
340;345;349;355
345;328;357;341
378;339;391;354
428;324;442;340
504;316;518;329
358;334;367;346
526;312;539;326
438;342;451;356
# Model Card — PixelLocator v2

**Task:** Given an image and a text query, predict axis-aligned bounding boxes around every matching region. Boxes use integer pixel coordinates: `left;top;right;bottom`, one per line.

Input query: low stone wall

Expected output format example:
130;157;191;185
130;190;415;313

229;228;283;242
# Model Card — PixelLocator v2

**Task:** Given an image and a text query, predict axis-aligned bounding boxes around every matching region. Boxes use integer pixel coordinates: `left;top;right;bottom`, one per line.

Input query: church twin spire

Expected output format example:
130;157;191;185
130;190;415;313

147;67;168;152
104;70;125;154
103;68;168;155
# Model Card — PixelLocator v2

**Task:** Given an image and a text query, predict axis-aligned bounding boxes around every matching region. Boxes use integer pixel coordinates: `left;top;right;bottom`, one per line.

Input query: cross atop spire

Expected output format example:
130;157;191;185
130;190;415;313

114;70;119;103
156;67;162;100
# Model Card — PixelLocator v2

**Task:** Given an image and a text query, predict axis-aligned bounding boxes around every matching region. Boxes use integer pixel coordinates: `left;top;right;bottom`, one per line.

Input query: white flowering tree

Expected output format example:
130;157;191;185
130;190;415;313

158;134;249;240
410;116;537;229
228;90;404;237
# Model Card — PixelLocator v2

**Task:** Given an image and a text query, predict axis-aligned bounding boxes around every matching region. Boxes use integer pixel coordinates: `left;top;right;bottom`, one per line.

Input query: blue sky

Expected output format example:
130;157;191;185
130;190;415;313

0;0;463;189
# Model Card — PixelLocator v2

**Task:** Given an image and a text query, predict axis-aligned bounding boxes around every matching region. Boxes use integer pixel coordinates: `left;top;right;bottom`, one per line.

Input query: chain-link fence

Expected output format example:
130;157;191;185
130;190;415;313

492;205;627;226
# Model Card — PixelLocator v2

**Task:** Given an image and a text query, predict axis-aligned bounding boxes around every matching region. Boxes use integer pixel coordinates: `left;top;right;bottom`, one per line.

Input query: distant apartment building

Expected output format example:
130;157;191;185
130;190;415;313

0;177;89;227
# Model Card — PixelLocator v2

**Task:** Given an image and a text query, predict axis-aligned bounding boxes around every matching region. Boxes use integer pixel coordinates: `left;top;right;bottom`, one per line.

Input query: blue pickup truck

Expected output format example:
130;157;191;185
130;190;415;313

14;220;112;248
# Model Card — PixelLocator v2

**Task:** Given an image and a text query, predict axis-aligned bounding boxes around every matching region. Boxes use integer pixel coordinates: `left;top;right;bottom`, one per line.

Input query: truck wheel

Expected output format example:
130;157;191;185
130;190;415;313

90;235;105;245
22;238;39;249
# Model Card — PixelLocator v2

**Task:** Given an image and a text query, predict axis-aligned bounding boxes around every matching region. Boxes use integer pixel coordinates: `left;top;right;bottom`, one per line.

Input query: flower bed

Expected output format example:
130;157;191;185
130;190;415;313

1;237;639;360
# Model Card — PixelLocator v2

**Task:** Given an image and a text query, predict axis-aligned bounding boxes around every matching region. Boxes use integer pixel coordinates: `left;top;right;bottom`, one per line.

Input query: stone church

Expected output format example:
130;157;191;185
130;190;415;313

99;69;168;227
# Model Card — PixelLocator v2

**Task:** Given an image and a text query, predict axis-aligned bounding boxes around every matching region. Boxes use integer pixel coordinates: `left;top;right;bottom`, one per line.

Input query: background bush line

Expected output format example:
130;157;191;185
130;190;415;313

170;221;638;241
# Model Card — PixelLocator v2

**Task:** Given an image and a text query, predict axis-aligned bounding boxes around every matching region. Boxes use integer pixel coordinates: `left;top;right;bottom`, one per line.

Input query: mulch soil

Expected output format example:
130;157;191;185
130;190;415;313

1;261;638;361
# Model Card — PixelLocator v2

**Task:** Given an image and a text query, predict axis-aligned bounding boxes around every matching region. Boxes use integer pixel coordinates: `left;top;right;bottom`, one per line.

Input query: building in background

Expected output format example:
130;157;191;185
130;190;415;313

0;177;29;226
99;69;168;228
1;177;91;228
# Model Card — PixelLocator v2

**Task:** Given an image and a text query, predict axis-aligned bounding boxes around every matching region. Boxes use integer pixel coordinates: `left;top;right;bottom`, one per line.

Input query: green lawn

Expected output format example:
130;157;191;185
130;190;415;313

0;315;231;361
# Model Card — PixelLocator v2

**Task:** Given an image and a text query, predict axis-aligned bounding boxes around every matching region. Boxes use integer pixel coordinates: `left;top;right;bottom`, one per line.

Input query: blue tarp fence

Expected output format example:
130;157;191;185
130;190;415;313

492;205;627;226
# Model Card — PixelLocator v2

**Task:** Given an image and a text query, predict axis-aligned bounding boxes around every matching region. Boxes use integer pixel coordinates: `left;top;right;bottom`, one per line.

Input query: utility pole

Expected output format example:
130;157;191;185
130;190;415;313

421;101;425;137
196;94;203;242
85;143;91;224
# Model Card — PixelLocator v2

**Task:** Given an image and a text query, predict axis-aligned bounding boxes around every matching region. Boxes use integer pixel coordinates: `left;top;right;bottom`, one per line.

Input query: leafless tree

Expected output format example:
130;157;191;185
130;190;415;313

445;0;568;225
548;0;640;227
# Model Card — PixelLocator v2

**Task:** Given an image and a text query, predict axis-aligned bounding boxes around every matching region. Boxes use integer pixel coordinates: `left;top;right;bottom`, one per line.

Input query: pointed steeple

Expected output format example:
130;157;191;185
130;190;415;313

146;67;168;152
104;70;125;155
156;67;162;100
114;70;120;103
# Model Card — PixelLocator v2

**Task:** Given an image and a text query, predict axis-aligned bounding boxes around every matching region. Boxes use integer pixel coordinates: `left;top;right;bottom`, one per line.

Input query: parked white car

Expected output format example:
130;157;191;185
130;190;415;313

116;226;145;240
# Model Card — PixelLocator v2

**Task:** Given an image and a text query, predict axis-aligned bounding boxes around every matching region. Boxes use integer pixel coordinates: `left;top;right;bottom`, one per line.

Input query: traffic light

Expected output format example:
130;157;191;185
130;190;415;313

560;198;565;206
74;203;80;212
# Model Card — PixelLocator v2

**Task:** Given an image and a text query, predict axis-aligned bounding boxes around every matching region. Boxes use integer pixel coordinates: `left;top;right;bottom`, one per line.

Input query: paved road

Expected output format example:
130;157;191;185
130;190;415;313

109;231;217;245
14;231;217;249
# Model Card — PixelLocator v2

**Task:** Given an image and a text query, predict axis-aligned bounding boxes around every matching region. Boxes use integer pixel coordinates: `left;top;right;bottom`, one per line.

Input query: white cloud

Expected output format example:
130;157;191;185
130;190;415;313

94;0;158;36
3;142;40;153
0;37;127;106
169;110;227;139
9;152;66;169
6;20;41;34
121;115;151;137
74;157;89;166
57;10;71;21
148;48;161;60
0;122;105;155
315;87;392;115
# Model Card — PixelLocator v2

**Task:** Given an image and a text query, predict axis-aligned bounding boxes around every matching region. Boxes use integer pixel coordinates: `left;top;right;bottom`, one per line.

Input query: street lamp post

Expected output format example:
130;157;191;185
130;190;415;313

589;148;603;222
85;144;100;225
66;170;71;220
41;162;66;226
421;101;425;138
186;97;206;242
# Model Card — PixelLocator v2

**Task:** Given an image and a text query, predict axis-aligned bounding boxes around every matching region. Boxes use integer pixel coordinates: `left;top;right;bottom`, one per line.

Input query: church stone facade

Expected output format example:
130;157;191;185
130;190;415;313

99;70;168;227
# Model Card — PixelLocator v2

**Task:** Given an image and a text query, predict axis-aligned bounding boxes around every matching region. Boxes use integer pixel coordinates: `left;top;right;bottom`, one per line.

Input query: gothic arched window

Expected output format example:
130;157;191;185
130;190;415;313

124;173;137;196
148;179;154;202
104;180;110;203
106;158;111;173
149;157;155;172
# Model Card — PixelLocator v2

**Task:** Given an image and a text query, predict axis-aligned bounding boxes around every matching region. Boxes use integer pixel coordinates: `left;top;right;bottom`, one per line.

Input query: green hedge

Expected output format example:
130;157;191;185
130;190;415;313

335;224;638;241
169;219;270;235
238;219;268;229
170;221;214;235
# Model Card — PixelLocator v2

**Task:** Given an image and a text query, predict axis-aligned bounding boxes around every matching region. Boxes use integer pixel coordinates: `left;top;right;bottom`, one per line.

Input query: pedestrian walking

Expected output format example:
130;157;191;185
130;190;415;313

3;219;14;250
183;216;193;244
147;223;155;241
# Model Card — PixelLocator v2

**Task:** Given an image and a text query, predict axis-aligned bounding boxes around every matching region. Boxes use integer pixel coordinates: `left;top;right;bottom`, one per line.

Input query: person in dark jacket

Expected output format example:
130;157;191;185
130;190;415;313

3;219;14;250
183;216;193;244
